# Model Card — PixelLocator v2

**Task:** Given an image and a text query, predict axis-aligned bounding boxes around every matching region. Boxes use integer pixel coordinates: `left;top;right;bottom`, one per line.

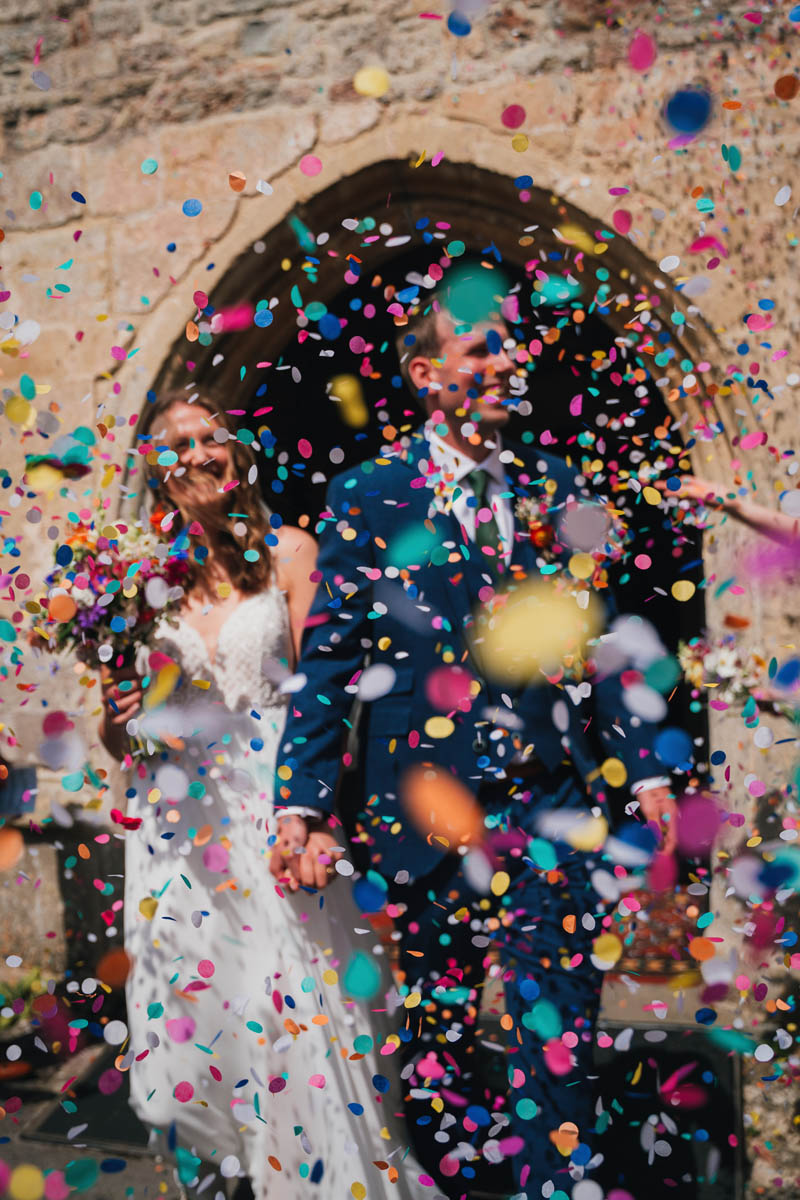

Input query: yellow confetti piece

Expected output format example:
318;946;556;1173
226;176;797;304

353;65;390;97
404;991;422;1009
592;933;622;965
143;662;181;711
568;552;596;580
511;133;529;152
413;149;426;168
491;870;511;896
322;969;339;986
671;579;696;602
600;757;627;788
469;577;601;683
330;374;369;428
139;897;158;920
424;715;455;739
8;1165;44;1200
565;814;608;850
642;485;662;505
556;223;596;255
191;679;211;689
351;1184;367;1200
6;396;32;425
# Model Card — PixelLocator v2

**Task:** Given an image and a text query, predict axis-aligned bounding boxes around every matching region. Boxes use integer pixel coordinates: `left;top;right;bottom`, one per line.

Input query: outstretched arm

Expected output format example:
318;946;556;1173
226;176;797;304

657;475;800;544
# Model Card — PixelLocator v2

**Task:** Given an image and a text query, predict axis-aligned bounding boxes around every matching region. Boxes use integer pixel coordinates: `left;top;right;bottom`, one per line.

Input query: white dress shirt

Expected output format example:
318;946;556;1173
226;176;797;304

424;425;515;564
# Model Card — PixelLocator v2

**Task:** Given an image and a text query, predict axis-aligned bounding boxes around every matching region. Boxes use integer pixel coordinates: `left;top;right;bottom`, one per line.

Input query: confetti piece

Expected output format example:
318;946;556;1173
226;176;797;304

353;66;390;97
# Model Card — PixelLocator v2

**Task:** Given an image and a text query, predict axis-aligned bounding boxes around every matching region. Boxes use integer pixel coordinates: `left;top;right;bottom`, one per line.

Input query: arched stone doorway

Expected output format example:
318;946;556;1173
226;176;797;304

133;156;719;768
121;155;760;1194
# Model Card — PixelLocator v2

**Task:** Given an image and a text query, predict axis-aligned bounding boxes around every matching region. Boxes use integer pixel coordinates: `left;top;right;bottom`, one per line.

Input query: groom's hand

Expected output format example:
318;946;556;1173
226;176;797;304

269;814;343;890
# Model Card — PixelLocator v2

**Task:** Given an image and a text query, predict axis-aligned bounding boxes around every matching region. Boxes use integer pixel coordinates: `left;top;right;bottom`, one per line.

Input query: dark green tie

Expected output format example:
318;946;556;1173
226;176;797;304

468;468;502;566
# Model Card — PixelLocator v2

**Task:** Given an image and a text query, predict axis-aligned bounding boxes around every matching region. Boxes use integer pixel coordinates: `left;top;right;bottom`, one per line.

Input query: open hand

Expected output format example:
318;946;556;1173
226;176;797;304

654;475;728;508
269;814;343;891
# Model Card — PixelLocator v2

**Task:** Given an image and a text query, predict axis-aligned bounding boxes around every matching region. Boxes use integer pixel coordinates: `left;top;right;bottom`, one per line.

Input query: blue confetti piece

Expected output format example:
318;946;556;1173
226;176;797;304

71;191;86;204
318;311;342;340
447;10;471;36
182;198;202;217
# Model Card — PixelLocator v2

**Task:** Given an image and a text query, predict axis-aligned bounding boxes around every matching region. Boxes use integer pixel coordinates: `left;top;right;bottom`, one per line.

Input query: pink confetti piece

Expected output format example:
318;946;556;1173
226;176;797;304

628;30;657;71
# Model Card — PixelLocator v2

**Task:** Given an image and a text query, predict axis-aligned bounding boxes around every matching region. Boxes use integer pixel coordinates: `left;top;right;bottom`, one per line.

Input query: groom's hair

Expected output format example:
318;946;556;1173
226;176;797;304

393;294;448;390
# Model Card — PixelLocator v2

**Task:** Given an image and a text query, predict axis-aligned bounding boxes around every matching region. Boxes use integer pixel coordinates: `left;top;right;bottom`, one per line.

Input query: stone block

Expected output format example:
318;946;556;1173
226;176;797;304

240;14;291;57
89;1;143;40
319;99;381;146
3;222;110;310
197;0;285;21
109;202;236;315
158;110;317;203
82;132;163;218
9;103;112;154
0;143;87;228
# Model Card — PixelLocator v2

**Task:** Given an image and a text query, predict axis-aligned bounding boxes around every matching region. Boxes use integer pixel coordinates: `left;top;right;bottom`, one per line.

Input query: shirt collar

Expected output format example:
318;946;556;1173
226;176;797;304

425;423;506;486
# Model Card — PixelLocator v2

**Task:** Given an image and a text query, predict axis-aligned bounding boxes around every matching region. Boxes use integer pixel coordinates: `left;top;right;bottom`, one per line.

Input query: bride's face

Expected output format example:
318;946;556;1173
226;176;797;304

159;402;234;514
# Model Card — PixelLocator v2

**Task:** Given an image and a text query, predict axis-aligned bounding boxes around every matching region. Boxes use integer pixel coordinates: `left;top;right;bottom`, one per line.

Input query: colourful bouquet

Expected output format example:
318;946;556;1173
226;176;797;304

515;495;631;589
31;513;190;669
677;634;767;707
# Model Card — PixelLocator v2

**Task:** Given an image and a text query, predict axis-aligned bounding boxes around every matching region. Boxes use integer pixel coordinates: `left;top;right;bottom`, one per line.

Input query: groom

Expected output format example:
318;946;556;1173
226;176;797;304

271;282;676;1196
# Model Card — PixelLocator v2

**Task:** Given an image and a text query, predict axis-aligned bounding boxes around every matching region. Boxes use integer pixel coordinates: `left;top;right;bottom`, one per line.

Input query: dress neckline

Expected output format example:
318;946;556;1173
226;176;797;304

175;591;268;669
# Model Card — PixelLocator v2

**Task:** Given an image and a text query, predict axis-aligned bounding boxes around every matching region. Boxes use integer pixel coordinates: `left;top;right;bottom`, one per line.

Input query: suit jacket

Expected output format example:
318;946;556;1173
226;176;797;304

275;427;663;881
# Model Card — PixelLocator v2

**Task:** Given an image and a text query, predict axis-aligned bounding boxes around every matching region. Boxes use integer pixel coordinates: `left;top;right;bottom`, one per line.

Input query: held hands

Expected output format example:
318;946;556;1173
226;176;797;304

636;785;678;856
268;813;343;891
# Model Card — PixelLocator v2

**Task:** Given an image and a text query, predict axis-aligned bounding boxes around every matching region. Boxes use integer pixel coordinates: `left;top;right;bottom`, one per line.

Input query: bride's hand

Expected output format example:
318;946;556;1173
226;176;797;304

269;815;343;890
99;665;143;759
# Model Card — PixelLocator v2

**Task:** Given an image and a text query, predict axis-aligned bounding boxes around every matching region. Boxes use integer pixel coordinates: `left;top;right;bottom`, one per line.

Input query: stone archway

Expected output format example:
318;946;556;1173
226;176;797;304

139;156;736;467
112;150;772;1196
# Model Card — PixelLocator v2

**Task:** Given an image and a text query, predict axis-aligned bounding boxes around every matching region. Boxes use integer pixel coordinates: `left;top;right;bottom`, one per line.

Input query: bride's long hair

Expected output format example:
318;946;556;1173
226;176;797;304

137;388;273;595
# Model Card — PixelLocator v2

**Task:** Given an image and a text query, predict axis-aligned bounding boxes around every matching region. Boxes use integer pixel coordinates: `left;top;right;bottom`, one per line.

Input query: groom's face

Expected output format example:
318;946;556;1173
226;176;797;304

409;311;514;438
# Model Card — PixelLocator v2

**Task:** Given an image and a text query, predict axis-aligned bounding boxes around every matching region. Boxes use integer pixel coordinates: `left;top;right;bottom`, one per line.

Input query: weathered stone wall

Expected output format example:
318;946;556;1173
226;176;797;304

2;2;800;1193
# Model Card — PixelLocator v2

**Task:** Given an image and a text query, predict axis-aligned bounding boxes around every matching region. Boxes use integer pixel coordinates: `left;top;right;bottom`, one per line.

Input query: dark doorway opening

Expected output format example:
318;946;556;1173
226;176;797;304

143;157;710;806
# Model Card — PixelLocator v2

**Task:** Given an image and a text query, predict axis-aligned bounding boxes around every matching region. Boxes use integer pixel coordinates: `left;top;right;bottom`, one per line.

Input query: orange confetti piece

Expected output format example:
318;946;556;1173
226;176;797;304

562;914;577;934
268;1156;282;1171
688;936;716;961
77;843;90;859
723;100;742;109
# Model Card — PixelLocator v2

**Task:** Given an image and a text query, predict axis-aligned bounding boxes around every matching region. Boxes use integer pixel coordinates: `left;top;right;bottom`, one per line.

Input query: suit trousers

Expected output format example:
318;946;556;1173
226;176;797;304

391;776;607;1199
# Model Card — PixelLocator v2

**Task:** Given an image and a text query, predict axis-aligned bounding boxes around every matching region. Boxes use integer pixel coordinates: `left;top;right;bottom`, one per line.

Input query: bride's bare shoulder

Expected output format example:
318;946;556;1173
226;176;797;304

271;524;318;588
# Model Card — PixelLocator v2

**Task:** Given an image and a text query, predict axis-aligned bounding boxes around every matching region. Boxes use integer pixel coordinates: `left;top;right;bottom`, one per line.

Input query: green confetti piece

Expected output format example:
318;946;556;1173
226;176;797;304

343;951;382;1000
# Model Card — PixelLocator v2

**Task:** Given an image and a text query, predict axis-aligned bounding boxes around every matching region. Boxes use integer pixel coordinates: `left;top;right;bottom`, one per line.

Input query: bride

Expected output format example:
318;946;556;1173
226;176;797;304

100;390;422;1199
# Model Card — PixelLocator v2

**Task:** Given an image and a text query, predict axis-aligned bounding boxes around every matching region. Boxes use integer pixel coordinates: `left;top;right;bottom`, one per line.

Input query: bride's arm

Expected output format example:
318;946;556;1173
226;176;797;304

272;524;319;665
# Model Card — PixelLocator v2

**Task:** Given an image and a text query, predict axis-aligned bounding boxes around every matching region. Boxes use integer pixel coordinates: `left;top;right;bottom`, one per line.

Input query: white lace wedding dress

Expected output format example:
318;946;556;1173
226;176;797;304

123;585;422;1198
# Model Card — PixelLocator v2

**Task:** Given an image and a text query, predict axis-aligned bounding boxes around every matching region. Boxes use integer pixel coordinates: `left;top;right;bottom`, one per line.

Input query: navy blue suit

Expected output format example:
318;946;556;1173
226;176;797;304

276;427;663;1195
